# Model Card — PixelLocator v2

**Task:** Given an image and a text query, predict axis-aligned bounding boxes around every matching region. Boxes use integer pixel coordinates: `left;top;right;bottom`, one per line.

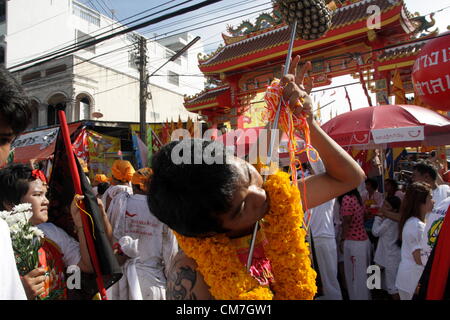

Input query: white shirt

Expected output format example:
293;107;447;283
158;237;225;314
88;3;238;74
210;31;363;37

0;219;27;300
432;185;450;208
372;216;401;269
37;223;81;267
420;197;450;266
309;199;338;239
395;217;425;294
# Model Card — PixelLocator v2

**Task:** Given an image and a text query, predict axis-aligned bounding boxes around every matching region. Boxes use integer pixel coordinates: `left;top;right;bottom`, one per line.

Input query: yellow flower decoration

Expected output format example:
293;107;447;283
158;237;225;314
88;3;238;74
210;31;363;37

175;171;317;300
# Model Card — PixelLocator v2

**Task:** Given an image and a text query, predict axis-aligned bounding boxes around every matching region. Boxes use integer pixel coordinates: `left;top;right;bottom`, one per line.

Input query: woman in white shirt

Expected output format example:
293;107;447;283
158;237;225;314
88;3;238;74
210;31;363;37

0;164;95;299
395;182;434;300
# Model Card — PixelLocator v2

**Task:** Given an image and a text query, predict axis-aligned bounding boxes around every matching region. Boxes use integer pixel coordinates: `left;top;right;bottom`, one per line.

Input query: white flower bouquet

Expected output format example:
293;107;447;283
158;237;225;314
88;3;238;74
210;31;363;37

0;203;44;276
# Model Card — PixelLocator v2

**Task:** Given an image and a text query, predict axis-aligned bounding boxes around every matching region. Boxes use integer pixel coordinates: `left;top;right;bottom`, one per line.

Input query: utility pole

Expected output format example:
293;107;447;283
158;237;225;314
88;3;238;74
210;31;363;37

137;36;148;145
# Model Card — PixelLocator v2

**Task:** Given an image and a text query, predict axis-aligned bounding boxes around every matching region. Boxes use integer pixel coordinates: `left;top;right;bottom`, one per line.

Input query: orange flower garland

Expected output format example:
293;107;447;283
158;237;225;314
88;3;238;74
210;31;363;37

174;171;317;300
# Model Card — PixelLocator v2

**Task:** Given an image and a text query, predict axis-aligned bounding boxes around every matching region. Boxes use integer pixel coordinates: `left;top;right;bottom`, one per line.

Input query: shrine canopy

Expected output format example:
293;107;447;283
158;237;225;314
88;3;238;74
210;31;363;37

321;104;450;148
11;123;81;163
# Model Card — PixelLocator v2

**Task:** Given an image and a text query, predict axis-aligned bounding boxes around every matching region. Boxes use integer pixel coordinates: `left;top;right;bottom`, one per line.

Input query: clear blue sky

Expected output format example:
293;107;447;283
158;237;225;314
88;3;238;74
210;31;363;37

80;0;450;122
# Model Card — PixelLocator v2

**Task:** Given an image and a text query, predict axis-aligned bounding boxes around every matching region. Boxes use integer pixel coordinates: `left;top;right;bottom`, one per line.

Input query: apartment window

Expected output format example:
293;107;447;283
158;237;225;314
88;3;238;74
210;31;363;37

0;46;4;65
45;64;67;76
72;2;100;26
168;71;179;86
76;30;96;54
22;71;41;83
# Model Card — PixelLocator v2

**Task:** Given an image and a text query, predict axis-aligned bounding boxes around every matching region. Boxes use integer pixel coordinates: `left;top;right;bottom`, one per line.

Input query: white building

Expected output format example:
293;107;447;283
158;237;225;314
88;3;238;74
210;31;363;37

0;0;204;128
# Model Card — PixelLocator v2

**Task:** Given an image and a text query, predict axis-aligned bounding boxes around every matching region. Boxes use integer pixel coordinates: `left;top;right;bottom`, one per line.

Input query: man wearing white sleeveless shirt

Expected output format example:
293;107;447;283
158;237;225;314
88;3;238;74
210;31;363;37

309;159;342;300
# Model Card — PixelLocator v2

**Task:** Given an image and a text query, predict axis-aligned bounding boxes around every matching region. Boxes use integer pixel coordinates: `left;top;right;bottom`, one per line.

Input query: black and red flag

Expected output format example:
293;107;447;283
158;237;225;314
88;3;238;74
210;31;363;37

47;107;121;299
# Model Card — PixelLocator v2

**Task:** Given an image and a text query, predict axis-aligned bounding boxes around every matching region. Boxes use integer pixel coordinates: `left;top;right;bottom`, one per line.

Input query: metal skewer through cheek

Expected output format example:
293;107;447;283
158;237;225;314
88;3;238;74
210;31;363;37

246;20;298;272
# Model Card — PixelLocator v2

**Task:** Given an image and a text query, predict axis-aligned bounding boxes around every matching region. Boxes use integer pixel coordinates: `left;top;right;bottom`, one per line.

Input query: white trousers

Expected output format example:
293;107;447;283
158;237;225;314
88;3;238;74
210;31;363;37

313;237;343;300
398;289;413;300
343;239;372;300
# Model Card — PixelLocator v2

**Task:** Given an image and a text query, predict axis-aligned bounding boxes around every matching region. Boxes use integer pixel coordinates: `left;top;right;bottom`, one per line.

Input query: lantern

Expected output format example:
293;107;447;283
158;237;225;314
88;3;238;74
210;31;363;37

412;32;450;111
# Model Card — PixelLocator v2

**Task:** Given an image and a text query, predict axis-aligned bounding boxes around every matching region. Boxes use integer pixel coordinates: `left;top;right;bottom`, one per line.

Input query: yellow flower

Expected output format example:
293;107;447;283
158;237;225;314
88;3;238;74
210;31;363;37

175;171;317;300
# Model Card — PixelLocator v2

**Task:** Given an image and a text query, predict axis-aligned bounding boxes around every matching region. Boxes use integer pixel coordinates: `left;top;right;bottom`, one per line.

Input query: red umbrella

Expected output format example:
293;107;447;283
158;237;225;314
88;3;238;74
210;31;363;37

321;105;450;148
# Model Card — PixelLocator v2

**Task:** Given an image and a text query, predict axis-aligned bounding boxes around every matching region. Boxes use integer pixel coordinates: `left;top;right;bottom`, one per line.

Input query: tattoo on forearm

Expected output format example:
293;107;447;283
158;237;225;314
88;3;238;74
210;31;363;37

167;265;197;300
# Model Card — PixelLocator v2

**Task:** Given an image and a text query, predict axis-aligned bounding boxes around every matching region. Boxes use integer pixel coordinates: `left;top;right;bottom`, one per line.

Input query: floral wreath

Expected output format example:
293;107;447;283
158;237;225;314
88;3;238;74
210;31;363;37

175;171;317;300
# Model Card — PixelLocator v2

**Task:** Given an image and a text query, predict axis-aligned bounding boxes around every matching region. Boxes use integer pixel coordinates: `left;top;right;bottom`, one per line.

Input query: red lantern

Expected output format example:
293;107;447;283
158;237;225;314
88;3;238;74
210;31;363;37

412;32;450;111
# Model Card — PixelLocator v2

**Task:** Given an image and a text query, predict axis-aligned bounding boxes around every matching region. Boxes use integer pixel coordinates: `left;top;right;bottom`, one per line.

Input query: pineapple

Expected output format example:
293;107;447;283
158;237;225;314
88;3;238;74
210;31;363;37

275;0;333;40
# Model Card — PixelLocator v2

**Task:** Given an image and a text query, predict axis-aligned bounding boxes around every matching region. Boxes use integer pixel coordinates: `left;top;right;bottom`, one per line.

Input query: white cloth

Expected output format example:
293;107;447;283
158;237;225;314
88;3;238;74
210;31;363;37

399;289;414;300
107;237;143;300
92;186;98;197
313;236;342;300
395;217;425;296
102;184;132;214
109;194;178;300
432;185;450;207
372;216;401;294
343;239;372;300
310;199;338;239
420;197;450;266
37;223;81;267
0;219;27;300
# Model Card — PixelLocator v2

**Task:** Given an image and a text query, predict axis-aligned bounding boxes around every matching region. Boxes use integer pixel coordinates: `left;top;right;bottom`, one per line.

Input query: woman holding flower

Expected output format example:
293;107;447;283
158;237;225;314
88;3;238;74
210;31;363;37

0;164;94;300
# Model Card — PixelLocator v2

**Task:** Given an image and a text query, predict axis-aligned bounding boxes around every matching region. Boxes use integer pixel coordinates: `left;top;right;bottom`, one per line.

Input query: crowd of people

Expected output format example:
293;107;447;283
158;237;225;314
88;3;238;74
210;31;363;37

1;59;449;301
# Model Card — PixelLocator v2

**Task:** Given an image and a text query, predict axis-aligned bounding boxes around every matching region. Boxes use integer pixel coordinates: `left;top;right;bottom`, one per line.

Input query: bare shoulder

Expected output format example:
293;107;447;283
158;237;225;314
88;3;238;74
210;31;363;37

166;250;213;300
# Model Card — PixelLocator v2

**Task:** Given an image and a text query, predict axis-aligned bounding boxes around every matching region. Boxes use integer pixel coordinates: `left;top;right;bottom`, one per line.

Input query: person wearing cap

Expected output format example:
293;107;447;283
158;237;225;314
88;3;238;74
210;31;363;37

101;160;135;216
107;168;178;300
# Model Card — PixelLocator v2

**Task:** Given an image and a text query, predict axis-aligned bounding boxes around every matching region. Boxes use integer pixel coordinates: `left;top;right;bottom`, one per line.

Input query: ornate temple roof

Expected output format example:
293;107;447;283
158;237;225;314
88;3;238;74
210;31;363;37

378;39;428;62
198;0;411;73
184;86;230;111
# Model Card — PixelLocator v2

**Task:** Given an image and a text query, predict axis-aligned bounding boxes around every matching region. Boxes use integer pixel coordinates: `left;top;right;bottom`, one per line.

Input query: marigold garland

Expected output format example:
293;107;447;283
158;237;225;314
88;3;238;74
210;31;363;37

174;171;317;300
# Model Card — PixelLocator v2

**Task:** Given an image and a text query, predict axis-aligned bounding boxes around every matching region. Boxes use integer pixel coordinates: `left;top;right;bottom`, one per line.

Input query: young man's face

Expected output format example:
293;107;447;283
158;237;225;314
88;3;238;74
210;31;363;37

219;157;270;238
0;117;15;166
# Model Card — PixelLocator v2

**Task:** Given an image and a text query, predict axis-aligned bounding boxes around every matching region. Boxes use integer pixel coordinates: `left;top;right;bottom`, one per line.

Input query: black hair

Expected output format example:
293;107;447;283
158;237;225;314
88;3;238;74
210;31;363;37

0;66;32;134
338;188;363;207
365;178;378;190
413;161;437;181
0;164;35;210
97;182;110;196
147;139;240;237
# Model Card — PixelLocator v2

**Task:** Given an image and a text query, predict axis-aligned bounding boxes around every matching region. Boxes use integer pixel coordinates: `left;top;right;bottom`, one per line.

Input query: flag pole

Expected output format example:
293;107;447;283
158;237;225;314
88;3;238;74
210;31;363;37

56;105;107;300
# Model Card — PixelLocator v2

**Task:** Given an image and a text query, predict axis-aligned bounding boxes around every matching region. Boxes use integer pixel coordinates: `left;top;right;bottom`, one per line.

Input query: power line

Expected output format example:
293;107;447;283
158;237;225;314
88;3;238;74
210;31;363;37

8;0;195;70
68;2;271;77
74;5;265;78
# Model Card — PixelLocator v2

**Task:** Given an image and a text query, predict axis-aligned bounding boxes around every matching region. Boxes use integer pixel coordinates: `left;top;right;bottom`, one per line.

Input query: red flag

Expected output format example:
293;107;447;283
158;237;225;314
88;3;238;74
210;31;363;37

345;87;353;111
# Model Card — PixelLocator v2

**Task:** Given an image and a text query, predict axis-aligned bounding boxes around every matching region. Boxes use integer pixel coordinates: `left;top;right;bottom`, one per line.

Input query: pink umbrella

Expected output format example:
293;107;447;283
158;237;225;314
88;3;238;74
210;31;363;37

321;105;450;148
